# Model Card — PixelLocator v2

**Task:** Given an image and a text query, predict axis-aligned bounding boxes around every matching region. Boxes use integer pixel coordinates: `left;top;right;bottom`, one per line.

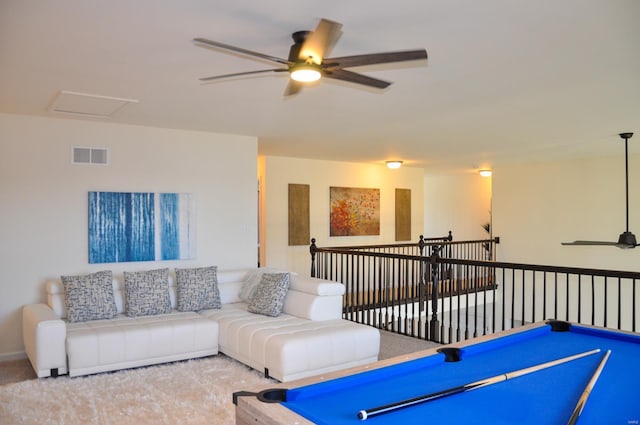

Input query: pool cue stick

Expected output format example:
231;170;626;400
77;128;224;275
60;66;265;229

357;348;601;421
566;349;611;425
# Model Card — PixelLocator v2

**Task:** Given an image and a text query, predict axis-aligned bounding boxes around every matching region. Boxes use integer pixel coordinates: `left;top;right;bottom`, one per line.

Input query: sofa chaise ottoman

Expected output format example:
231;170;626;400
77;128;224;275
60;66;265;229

200;275;380;382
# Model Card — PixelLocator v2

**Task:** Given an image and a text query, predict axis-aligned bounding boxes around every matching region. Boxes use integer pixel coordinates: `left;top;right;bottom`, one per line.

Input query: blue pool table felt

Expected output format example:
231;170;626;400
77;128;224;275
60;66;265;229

282;324;640;424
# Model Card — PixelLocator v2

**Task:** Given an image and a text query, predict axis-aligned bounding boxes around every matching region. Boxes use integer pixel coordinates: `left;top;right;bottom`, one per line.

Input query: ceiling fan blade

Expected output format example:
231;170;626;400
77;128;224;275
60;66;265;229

562;240;638;249
199;68;287;82
299;19;343;64
283;80;303;96
193;38;290;66
325;49;427;68
323;68;391;89
561;241;619;246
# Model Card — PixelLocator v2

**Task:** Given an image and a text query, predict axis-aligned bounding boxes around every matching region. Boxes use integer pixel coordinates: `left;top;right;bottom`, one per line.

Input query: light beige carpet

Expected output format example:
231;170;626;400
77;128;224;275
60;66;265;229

0;355;275;425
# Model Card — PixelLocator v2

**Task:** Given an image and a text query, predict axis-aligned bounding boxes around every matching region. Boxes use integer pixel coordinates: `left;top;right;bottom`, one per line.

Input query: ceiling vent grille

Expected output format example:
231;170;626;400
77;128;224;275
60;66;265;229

72;146;109;165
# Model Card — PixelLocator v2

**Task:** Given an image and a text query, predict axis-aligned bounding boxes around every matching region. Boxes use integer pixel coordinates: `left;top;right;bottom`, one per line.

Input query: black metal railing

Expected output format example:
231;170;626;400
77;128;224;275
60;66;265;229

310;237;640;344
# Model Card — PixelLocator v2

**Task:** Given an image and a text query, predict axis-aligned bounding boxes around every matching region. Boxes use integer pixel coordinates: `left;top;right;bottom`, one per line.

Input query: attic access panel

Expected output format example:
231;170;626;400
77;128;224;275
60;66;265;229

49;91;138;118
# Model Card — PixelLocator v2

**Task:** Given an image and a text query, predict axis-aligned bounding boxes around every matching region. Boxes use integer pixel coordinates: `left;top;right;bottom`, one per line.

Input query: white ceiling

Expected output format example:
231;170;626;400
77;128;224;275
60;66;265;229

1;0;639;173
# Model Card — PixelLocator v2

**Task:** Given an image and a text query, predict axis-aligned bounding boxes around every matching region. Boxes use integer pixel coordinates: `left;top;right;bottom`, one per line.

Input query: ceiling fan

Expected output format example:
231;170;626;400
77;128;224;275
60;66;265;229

562;132;638;249
193;18;427;96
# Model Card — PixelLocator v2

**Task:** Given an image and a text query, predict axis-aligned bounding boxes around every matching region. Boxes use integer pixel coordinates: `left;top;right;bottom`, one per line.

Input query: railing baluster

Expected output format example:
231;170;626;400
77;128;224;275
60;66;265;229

531;271;537;324
566;272;570;322
510;269;516;329
591;276;595;326
521;270;526;326
634;278;638;332
577;275;581;324
543;272;547;322
554;272;558;321
618;277;622;330
604;277;608;328
500;268;506;332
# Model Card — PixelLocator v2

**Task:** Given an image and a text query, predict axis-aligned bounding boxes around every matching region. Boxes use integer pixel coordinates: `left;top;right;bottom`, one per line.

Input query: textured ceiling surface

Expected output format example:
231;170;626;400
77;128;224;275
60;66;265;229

1;0;639;172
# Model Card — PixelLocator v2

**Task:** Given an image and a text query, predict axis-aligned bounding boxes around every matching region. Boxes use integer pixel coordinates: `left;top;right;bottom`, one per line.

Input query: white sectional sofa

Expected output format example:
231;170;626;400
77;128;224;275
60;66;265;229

22;267;380;382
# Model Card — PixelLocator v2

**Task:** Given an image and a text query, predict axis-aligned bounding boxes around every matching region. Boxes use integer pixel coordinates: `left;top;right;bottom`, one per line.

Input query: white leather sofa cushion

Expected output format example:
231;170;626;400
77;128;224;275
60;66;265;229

216;269;250;304
200;304;380;382
65;311;218;377
290;275;345;296
282;290;343;321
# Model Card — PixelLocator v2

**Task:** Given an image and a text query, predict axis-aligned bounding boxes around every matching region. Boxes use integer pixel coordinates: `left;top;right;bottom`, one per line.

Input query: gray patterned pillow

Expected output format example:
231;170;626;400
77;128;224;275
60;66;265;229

247;273;291;317
61;270;117;323
175;266;221;311
123;268;172;317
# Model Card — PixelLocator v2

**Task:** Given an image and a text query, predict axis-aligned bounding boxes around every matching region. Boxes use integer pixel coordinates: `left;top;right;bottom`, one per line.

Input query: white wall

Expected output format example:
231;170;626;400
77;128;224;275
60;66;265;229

492;155;640;270
0;113;257;358
261;157;425;275
424;173;493;241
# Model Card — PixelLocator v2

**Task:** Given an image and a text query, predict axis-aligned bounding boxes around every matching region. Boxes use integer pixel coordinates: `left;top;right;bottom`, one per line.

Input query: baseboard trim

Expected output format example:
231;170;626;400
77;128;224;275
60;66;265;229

0;351;27;362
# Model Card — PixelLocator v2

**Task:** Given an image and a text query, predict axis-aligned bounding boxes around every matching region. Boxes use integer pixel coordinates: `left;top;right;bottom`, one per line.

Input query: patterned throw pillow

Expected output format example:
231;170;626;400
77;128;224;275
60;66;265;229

175;266;221;312
247;273;291;317
123;268;172;317
61;270;117;323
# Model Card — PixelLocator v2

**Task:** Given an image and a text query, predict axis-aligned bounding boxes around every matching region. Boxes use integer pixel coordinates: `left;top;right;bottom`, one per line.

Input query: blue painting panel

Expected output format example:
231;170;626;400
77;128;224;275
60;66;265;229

89;192;155;263
159;193;195;260
160;193;179;260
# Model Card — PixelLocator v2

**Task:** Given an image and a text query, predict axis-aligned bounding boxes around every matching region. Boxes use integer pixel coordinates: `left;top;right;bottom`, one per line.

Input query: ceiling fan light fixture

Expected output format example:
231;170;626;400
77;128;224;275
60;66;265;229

290;63;322;82
386;160;403;169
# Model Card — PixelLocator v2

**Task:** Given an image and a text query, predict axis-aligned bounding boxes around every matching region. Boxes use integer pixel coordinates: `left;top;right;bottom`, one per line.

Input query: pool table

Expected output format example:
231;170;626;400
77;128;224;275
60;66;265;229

234;321;640;425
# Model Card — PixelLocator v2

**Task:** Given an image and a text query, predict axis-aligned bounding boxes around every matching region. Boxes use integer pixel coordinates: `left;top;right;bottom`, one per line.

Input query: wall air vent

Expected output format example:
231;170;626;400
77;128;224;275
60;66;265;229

72;146;109;165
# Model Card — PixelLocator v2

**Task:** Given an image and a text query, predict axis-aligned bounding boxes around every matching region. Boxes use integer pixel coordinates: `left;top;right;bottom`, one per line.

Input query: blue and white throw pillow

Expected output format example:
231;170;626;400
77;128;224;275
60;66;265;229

175;266;221;312
123;268;172;317
247;273;291;317
61;270;117;323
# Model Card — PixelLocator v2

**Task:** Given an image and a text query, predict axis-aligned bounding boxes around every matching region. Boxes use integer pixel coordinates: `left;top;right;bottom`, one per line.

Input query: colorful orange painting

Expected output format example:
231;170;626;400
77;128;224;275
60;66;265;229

330;187;380;236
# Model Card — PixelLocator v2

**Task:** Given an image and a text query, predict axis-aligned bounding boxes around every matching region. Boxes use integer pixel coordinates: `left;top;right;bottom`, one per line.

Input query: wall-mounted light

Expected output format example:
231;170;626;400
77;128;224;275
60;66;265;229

386;161;403;169
290;62;322;82
479;169;492;177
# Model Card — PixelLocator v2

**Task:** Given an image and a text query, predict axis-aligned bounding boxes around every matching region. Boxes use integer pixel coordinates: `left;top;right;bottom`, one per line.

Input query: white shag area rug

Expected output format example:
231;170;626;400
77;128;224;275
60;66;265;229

0;355;275;425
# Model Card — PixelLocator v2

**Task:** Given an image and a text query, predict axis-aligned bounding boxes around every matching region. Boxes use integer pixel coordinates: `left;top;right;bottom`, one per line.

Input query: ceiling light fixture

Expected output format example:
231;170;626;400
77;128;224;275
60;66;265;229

386;161;403;169
290;62;322;82
479;169;492;177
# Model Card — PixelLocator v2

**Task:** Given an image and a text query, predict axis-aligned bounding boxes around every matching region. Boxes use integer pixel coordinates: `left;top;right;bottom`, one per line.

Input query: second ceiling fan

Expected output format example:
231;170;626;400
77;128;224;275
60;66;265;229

194;18;428;96
562;132;638;249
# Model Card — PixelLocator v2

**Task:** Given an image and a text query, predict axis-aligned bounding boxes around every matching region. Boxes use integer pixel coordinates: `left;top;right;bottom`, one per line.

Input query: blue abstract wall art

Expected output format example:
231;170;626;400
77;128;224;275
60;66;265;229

89;191;195;264
159;192;196;261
